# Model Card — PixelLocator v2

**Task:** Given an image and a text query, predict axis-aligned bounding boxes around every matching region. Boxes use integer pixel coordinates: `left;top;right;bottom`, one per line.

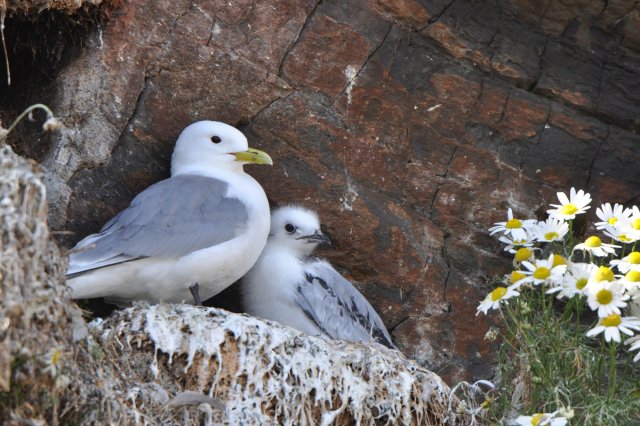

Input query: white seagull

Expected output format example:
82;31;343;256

66;120;272;306
242;206;395;348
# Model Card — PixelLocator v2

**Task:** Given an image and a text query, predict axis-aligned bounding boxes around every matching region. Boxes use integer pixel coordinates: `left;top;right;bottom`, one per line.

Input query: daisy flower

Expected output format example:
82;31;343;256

630;206;640;231
594;203;632;230
509;270;529;289
520;254;567;287
586;313;640;342
477;286;520;315
498;234;534;254
489;208;536;241
513;247;536;267
546;279;578;300
602;224;638;244
547;262;594;299
41;347;63;378
567;262;596;290
530;217;569;243
514;412;568;426
572;235;620;257
611;251;640;274
551;254;567;268
587;280;629;317
588;265;616;286
625;334;640;362
619;270;640;294
547;187;591;220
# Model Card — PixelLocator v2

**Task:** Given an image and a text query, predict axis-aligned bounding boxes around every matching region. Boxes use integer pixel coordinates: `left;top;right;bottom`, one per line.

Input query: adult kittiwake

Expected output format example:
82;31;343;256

242;206;396;348
66;120;272;305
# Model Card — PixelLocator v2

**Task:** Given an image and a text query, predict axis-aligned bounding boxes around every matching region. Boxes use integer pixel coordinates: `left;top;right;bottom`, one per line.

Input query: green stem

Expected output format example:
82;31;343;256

575;297;583;347
567;219;573;248
608;342;618;401
541;283;552;335
500;305;525;355
597;341;606;394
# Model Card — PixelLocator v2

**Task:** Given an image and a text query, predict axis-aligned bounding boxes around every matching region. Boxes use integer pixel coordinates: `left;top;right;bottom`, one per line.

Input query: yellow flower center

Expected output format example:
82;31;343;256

596;289;613;305
602;313;622;327
510;271;527;284
506;218;523;229
608;217;619;225
480;397;493;408
628;252;640;264
552;254;566;267
618;234;632;243
515;247;532;262
533;267;551;280
576;278;588;290
585;236;602;247
633;218;640;231
531;413;544;426
560;204;578;215
51;348;61;366
544;232;559;241
626;271;640;283
593;266;614;282
490;287;507;301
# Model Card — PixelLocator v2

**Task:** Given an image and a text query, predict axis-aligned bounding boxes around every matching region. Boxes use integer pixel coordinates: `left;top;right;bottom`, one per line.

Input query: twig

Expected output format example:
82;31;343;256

0;2;10;86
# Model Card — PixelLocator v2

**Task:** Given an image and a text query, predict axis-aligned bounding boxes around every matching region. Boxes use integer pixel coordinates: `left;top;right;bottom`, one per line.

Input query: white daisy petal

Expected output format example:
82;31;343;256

573;235;620;258
595;203;632;230
611;251;640;273
530;217;569;243
489;208;536;240
547;187;591;220
476;285;520;315
587;281;629;317
520;254;567;287
587;314;640;343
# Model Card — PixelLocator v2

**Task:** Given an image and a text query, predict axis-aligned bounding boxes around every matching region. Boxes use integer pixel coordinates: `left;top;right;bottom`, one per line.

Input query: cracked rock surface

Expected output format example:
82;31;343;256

4;0;640;382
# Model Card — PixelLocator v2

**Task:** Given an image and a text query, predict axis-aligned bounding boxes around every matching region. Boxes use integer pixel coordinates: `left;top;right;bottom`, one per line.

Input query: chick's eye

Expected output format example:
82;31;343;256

211;136;222;144
284;223;296;233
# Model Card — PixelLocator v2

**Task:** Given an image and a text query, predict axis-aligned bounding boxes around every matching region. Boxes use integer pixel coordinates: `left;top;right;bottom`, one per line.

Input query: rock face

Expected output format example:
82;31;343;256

5;0;640;382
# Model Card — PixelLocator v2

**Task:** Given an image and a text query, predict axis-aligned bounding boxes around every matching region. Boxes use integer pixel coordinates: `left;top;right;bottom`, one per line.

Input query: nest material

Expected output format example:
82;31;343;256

0;143;85;422
0;143;469;425
94;303;464;425
4;0;109;16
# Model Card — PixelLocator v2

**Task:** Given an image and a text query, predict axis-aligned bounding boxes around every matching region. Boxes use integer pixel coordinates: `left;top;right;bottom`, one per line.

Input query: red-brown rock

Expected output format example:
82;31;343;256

3;0;640;385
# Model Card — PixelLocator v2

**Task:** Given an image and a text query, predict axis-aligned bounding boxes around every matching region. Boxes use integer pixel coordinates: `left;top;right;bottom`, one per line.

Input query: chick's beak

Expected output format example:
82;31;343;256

300;230;332;248
234;148;273;165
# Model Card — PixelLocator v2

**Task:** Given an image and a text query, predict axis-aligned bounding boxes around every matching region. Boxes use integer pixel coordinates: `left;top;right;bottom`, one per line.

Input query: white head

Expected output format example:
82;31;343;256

269;206;332;256
170;121;272;176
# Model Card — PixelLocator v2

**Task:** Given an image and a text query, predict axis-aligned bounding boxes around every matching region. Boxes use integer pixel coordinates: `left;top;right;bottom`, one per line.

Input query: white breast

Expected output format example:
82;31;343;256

242;246;322;335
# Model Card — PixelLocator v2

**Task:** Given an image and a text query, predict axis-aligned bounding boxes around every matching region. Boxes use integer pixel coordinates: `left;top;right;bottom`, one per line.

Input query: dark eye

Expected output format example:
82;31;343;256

211;136;222;144
284;223;296;233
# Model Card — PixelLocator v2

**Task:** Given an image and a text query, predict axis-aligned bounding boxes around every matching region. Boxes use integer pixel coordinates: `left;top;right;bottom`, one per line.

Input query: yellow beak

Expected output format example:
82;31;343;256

233;148;273;166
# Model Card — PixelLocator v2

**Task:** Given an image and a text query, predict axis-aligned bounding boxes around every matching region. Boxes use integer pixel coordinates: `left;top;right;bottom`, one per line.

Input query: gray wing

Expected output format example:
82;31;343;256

67;174;248;275
295;259;395;349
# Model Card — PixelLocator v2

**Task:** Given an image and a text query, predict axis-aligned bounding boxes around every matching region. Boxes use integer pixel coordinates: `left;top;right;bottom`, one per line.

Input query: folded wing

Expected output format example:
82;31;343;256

295;259;395;348
67;174;248;276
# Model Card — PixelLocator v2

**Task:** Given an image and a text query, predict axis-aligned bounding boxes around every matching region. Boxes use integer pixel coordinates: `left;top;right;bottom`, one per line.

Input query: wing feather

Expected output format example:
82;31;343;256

67;174;248;275
295;260;395;348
